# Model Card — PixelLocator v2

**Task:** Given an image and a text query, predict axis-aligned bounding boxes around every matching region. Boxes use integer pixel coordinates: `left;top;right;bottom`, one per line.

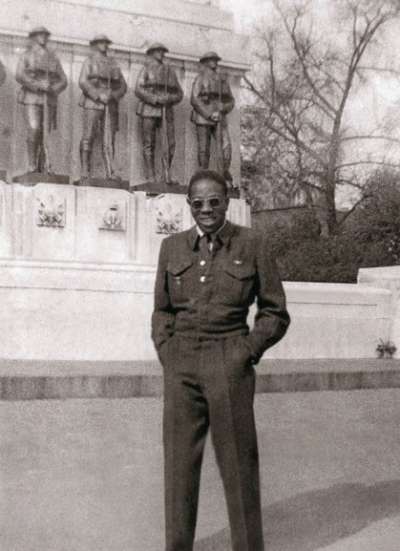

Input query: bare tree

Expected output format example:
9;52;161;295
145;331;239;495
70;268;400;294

244;0;400;235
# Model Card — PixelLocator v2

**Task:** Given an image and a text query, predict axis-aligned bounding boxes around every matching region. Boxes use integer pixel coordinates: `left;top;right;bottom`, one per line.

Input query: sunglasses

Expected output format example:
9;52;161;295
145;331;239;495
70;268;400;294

187;197;225;210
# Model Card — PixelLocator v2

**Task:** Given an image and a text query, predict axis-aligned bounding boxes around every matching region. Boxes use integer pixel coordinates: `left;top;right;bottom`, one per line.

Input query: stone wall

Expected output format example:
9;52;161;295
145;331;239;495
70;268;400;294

0;0;249;184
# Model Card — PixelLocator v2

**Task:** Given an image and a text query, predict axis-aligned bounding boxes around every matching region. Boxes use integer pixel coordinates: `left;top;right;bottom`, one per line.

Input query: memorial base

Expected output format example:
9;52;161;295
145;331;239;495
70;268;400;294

133;180;188;195
0;169;7;181
13;172;70;185
75;177;130;191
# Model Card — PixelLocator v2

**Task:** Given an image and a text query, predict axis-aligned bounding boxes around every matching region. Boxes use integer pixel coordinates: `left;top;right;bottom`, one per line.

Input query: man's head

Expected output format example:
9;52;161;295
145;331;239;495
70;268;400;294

90;34;112;54
146;43;168;63
199;51;221;72
187;169;229;234
29;26;50;47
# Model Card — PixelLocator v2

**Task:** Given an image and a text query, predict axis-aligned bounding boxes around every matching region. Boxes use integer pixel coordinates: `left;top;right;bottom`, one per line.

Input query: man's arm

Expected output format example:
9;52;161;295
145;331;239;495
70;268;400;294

246;236;290;364
151;238;176;350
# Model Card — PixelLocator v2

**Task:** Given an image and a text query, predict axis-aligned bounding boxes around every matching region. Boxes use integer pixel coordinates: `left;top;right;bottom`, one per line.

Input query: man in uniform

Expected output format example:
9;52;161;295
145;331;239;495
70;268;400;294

152;169;290;551
135;43;183;183
79;35;127;180
191;52;235;185
16;26;67;173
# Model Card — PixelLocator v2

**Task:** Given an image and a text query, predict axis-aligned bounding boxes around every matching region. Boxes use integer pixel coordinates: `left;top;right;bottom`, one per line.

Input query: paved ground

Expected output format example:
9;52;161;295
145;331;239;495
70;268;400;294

1;389;400;550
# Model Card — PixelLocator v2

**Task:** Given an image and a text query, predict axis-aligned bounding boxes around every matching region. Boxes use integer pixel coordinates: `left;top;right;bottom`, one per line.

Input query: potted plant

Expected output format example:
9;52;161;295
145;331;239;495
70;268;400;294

376;339;397;359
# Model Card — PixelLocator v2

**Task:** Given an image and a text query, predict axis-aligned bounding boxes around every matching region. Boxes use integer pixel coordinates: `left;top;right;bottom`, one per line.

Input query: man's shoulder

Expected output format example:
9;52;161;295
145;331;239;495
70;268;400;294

161;228;193;248
231;223;264;243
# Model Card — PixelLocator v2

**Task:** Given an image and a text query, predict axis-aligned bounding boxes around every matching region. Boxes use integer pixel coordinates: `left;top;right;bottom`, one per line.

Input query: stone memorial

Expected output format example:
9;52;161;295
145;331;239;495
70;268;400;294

0;0;250;362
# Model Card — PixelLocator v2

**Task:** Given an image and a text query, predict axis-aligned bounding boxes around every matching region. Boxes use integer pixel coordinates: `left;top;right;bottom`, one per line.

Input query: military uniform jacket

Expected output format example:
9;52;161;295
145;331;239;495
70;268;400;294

16;43;67;106
152;221;290;364
135;59;183;118
190;66;235;126
79;52;127;111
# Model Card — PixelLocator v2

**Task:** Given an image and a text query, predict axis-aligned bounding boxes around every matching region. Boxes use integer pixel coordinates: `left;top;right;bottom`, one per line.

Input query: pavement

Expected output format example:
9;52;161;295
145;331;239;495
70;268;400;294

1;388;400;550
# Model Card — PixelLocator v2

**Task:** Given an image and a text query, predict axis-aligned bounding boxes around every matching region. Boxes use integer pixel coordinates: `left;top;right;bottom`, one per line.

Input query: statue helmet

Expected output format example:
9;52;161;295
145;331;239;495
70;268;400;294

90;34;112;46
146;43;169;55
199;51;221;63
28;26;51;38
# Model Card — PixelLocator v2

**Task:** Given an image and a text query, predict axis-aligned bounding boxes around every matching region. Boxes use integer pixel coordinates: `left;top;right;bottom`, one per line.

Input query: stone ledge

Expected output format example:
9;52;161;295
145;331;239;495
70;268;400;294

1;359;399;400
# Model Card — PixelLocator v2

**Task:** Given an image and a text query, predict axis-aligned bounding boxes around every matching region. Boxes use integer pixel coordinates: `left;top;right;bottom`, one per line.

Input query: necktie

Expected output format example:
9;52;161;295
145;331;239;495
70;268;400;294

199;234;211;256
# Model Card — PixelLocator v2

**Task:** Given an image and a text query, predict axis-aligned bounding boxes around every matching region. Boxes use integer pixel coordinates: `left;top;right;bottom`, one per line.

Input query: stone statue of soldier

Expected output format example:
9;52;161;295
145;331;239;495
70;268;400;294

191;51;235;186
79;34;127;182
15;26;67;175
135;43;183;185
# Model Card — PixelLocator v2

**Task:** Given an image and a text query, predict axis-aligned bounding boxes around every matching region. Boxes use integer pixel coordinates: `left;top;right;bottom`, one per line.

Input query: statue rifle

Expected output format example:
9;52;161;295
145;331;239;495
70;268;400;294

103;69;114;179
42;53;52;174
161;64;170;184
215;72;224;176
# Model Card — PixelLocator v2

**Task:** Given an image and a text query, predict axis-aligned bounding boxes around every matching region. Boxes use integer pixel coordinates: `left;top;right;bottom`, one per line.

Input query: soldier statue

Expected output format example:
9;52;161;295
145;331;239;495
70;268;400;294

191;51;236;186
79;34;127;181
16;26;67;175
135;43;183;185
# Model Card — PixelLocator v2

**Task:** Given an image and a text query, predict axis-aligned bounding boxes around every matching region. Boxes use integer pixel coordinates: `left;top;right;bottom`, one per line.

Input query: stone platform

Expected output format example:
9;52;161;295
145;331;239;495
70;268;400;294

1;359;399;400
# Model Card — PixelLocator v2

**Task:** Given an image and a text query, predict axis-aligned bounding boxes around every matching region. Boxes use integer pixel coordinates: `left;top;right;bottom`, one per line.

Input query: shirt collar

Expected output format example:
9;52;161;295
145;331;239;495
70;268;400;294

188;219;234;250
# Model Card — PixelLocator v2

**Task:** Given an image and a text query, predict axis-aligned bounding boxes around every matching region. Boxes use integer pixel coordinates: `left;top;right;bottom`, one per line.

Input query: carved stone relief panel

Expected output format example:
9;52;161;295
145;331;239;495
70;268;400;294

99;202;127;232
153;194;183;235
36;194;66;228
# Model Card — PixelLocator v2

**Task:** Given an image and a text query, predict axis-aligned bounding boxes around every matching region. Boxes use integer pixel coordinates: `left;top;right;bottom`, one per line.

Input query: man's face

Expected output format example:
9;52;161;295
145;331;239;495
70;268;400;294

35;33;49;47
96;41;109;54
188;179;229;234
152;49;165;63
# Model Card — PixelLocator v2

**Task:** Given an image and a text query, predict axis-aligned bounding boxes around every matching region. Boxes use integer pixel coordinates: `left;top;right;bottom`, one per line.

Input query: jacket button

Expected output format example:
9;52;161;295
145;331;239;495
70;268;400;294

200;260;206;266
200;275;206;283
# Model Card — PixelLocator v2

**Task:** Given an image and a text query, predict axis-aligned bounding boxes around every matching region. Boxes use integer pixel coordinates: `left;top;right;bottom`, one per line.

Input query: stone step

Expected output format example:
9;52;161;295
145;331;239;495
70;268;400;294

1;359;399;400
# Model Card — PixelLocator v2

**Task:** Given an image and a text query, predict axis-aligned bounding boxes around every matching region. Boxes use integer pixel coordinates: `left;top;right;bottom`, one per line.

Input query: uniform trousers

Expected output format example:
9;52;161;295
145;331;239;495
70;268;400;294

161;334;264;551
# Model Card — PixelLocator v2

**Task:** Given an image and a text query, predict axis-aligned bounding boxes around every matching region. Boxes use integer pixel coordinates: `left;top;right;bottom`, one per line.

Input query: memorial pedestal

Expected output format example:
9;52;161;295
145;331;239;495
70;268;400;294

75;177;130;191
13;172;70;185
0;180;250;361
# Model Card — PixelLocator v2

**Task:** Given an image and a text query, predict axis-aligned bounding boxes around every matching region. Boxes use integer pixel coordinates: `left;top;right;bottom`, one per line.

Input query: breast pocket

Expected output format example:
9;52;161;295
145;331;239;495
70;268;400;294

219;261;256;305
167;259;193;304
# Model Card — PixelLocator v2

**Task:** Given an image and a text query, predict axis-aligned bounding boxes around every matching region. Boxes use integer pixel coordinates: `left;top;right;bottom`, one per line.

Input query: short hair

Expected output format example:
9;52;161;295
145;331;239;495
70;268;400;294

188;169;228;197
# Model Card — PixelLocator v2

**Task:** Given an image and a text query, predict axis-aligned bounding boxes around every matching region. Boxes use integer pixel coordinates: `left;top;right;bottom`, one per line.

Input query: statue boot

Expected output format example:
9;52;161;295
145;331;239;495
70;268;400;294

80;140;91;183
26;136;39;174
143;151;156;184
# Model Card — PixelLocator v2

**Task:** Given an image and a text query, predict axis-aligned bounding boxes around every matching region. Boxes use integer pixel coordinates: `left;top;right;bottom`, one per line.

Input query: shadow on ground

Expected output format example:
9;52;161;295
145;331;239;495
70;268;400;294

195;480;400;551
